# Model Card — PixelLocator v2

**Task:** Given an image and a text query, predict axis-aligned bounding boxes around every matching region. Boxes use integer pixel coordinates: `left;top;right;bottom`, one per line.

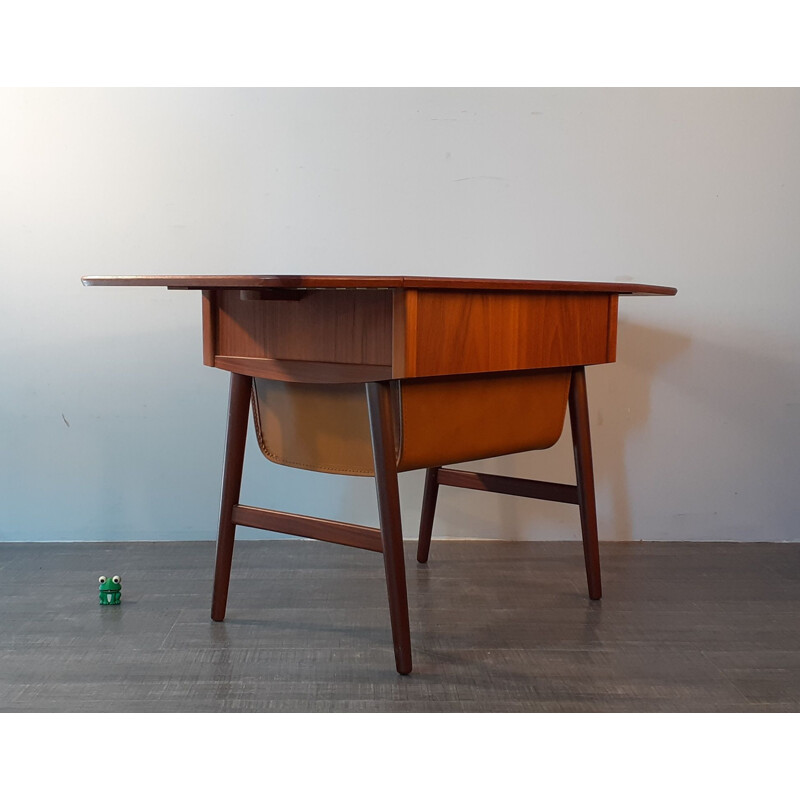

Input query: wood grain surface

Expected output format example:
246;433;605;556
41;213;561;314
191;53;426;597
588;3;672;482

86;275;675;381
214;288;393;365
401;290;617;376
1;541;797;712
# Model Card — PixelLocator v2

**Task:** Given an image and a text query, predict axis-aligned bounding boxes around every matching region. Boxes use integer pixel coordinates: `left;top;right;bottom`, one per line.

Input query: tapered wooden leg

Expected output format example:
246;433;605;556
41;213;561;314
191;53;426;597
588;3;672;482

417;467;440;564
211;372;252;621
568;366;602;600
366;381;412;675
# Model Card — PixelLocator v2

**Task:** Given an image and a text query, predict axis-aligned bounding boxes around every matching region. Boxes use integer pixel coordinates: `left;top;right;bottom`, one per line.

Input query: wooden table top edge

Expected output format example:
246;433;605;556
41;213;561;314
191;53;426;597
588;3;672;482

81;275;677;296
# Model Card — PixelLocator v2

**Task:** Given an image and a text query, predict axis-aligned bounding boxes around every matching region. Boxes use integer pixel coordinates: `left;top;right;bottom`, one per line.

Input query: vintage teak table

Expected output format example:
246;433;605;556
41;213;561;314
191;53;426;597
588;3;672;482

82;275;676;674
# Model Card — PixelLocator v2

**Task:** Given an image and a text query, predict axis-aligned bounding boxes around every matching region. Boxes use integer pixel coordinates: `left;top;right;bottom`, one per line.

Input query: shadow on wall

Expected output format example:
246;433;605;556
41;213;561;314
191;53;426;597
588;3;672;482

25;306;796;543
591;320;692;541
622;319;800;542
424;319;691;543
0;313;228;541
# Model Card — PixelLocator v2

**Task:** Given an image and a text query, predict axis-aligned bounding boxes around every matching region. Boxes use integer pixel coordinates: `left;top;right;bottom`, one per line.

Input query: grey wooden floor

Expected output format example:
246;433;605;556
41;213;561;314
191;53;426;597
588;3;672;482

1;540;798;712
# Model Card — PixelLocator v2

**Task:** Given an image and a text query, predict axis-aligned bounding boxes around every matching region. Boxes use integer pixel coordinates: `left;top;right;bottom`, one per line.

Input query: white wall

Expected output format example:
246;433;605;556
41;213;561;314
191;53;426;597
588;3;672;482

1;87;798;542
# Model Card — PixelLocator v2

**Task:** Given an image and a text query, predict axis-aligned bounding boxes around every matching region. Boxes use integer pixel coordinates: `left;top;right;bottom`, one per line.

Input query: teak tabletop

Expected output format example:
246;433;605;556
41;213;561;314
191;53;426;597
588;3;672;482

82;274;676;295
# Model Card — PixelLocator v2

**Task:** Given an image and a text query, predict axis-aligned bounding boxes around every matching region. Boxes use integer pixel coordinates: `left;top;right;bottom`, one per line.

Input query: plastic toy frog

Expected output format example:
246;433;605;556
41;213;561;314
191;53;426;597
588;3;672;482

99;575;122;605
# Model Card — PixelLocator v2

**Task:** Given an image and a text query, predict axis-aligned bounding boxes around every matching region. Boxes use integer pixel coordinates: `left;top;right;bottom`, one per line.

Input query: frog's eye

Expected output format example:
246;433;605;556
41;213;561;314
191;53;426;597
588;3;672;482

112;576;120;584
99;576;107;584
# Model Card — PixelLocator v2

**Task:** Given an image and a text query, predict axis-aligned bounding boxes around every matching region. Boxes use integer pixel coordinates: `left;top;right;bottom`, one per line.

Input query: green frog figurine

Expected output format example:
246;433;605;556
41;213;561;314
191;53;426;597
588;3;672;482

99;575;122;605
